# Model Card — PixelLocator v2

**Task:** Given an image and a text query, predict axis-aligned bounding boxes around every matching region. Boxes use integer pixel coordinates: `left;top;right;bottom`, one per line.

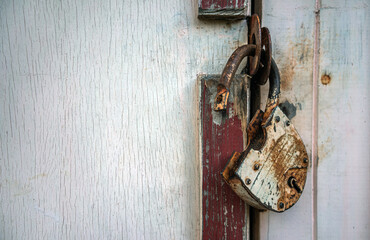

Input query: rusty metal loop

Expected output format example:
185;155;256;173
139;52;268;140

246;56;281;149
261;56;280;126
248;14;262;76
219;44;256;89
252;27;272;85
214;44;256;111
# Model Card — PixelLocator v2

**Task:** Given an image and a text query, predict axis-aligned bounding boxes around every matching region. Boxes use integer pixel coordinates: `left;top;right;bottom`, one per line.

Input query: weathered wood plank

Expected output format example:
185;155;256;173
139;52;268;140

260;0;315;239
198;0;250;20
317;1;370;239
0;0;247;239
200;75;249;239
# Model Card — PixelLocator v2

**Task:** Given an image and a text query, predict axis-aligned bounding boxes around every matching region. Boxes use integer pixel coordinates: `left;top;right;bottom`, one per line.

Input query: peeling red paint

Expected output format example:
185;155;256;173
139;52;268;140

200;0;246;9
201;77;245;239
198;0;248;20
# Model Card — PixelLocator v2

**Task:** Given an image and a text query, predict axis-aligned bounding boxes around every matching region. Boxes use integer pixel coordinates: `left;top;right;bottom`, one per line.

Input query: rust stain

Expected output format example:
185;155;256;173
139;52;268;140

29;173;47;180
205;75;249;127
246;110;265;149
279;37;313;91
273;134;308;211
280;60;296;91
222;152;242;180
318;136;333;166
321;74;331;85
223;107;309;212
278;168;307;211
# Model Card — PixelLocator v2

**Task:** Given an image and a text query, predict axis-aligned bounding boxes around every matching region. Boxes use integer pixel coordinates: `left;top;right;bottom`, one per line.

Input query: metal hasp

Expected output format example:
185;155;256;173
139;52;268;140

214;14;271;111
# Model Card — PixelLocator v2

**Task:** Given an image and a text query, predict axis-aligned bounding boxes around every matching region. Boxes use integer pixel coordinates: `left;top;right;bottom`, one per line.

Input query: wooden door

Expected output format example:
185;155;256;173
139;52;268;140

0;0;368;239
257;0;369;239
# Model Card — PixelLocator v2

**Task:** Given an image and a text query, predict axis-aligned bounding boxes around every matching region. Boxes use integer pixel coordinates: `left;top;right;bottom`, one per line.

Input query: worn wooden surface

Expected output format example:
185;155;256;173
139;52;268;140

200;75;249;239
317;0;370;239
259;0;370;239
259;0;315;239
198;0;250;20
1;0;369;239
0;0;247;239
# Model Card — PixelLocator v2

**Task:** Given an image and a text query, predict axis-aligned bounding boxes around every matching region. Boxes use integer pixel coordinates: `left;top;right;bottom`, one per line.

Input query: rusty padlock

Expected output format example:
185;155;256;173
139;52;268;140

214;45;309;212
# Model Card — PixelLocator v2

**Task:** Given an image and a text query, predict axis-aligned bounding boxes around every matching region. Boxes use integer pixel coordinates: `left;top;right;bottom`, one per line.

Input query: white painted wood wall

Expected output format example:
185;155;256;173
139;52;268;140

1;0;368;239
260;0;369;239
0;1;247;239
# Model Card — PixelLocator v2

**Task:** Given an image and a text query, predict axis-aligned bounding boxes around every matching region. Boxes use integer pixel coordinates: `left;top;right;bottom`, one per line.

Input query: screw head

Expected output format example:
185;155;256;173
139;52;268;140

279;202;285;209
303;158;308;163
285;120;291;127
275;116;280;123
254;164;260;170
246;178;251;185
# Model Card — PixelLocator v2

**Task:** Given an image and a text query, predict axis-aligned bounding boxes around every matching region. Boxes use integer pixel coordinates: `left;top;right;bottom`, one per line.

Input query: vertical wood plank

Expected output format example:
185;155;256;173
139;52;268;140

0;0;247;239
260;0;315;239
317;1;370;239
200;75;249;240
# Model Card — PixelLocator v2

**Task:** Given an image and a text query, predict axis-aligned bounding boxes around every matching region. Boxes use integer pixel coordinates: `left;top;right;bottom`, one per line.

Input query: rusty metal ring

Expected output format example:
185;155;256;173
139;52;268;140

252;27;272;85
261;56;281;126
214;44;257;111
248;14;261;75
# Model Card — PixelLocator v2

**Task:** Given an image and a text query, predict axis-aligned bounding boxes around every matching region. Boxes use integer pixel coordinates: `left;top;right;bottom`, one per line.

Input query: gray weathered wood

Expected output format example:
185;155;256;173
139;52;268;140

0;0;247;239
317;0;370;239
260;0;370;239
1;0;369;239
260;0;315;239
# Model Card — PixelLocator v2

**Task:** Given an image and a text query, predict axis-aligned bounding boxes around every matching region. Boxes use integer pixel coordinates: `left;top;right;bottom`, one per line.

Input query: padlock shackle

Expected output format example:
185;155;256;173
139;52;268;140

262;57;280;126
267;57;280;100
214;44;257;111
218;44;256;90
214;44;280;114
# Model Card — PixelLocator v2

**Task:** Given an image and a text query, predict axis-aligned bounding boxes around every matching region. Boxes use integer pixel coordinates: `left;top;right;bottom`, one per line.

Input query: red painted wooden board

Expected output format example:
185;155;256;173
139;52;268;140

198;0;249;20
200;75;249;239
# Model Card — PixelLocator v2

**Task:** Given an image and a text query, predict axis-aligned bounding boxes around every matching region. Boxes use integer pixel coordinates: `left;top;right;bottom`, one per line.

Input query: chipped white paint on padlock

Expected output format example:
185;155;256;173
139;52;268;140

223;107;309;212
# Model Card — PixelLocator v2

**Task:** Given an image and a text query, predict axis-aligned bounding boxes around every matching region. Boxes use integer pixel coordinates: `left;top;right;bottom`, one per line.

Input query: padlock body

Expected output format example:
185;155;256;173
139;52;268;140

222;107;309;212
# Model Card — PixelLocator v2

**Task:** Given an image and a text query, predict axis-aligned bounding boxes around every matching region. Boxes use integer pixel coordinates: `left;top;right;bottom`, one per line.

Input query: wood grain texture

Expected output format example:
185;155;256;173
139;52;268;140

260;0;315;239
198;0;249;20
317;0;370;239
0;0;247;239
200;75;249;240
1;0;369;239
259;0;370;239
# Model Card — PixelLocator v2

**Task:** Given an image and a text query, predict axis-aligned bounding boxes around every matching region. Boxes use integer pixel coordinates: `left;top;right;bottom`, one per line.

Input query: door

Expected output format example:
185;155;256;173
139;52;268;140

0;0;369;239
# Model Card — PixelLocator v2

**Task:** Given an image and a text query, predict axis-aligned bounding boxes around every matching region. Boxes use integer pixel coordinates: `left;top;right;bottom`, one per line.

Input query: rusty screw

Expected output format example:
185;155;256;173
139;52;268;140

254;164;260;170
279;202;285;209
246;178;251;185
285;120;291;127
303;158;308;163
275;116;280;123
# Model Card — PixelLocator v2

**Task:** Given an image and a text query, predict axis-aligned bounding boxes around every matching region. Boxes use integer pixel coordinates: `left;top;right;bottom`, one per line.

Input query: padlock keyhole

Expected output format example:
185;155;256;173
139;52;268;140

288;177;302;193
216;95;223;104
